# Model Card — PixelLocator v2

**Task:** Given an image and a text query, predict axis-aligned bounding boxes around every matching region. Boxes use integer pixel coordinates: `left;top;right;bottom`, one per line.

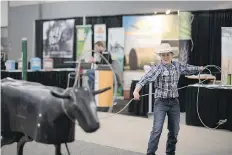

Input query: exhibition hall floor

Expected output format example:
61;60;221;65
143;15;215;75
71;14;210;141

2;112;232;155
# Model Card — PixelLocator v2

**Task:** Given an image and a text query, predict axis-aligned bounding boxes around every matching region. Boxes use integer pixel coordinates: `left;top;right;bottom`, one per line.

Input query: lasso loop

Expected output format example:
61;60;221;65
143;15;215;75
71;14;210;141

100;65;228;130
64;52;228;129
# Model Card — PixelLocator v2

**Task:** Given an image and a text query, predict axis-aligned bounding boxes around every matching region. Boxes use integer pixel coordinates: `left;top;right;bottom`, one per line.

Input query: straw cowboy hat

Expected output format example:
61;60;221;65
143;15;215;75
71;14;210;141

156;43;179;57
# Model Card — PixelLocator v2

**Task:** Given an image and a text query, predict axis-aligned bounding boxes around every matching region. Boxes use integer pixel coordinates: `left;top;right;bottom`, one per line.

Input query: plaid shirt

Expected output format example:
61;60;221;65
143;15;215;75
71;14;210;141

136;61;200;98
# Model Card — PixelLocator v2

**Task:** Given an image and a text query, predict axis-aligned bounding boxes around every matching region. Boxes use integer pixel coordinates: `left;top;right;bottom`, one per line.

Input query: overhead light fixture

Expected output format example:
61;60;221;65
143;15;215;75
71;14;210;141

166;10;171;14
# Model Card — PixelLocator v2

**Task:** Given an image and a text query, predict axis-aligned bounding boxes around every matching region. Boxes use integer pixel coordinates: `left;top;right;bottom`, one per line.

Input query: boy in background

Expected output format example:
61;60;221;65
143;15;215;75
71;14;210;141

87;41;112;90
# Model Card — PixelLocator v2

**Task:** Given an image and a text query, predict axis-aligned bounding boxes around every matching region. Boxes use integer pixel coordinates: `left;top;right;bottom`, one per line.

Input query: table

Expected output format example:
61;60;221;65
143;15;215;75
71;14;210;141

185;85;232;131
178;75;214;112
128;80;154;116
1;69;79;89
128;75;214;116
185;74;216;80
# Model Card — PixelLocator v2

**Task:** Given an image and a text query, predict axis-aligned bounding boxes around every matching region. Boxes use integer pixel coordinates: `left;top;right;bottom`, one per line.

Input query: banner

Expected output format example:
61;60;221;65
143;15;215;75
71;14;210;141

108;27;125;96
221;27;232;84
122;15;179;96
179;12;193;64
76;25;92;60
123;15;179;71
43;19;75;58
94;24;106;46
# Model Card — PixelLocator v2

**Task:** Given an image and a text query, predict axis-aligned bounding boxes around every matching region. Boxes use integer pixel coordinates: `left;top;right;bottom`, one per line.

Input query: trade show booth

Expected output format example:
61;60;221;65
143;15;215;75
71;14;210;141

1;8;232;131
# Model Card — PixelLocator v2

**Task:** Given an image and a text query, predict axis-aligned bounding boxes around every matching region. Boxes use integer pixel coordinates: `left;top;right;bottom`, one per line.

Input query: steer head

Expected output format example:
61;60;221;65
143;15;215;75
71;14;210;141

51;86;111;133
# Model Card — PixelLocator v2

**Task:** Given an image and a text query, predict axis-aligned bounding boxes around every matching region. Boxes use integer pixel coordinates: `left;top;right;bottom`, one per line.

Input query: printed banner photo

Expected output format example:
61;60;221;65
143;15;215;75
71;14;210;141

108;27;125;96
221;27;232;84
43;19;75;58
76;25;92;61
94;24;106;46
123;15;179;71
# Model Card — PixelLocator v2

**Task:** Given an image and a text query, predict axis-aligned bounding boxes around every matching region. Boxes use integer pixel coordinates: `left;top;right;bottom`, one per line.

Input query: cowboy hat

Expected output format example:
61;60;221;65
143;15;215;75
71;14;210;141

156;43;179;57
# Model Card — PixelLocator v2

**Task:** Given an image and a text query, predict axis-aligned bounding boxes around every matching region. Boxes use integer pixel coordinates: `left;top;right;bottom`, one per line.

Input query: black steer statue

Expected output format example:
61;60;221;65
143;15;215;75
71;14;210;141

1;77;111;155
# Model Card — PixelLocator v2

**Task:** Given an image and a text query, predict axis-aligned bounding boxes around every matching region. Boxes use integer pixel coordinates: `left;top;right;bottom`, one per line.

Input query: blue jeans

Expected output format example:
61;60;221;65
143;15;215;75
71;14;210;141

147;98;180;155
87;69;95;90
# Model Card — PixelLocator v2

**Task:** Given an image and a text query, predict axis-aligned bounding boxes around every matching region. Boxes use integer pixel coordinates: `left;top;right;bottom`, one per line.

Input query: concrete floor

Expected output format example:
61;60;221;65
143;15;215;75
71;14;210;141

78;112;232;155
2;112;232;155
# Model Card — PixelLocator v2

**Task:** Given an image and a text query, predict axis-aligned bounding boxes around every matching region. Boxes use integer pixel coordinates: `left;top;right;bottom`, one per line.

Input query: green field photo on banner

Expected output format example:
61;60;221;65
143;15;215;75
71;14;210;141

76;25;92;60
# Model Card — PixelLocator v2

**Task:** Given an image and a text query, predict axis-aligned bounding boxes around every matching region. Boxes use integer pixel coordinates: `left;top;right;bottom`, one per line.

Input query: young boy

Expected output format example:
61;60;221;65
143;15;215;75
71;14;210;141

133;43;204;155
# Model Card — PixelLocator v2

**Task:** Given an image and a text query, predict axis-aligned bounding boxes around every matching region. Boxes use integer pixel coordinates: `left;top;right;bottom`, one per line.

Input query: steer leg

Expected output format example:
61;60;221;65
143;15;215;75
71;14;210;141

54;144;62;155
1;132;22;147
1;136;17;147
17;136;33;155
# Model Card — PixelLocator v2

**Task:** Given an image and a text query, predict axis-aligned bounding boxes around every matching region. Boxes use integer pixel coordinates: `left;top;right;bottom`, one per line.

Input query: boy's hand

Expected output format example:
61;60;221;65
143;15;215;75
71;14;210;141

133;90;140;100
89;57;95;63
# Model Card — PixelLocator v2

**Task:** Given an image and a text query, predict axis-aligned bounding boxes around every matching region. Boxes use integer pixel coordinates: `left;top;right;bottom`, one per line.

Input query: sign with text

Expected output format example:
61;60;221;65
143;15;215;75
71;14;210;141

94;24;106;46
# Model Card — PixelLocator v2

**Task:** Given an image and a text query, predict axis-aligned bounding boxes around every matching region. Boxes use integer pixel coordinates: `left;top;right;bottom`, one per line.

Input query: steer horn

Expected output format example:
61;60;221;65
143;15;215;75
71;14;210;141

51;86;111;98
92;87;111;95
50;89;70;99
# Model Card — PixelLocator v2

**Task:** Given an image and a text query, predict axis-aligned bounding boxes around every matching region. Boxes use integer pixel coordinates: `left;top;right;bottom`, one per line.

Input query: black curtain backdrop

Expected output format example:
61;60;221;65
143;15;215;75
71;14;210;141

190;9;232;79
34;10;232;70
35;13;176;68
35;17;83;68
86;15;122;53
